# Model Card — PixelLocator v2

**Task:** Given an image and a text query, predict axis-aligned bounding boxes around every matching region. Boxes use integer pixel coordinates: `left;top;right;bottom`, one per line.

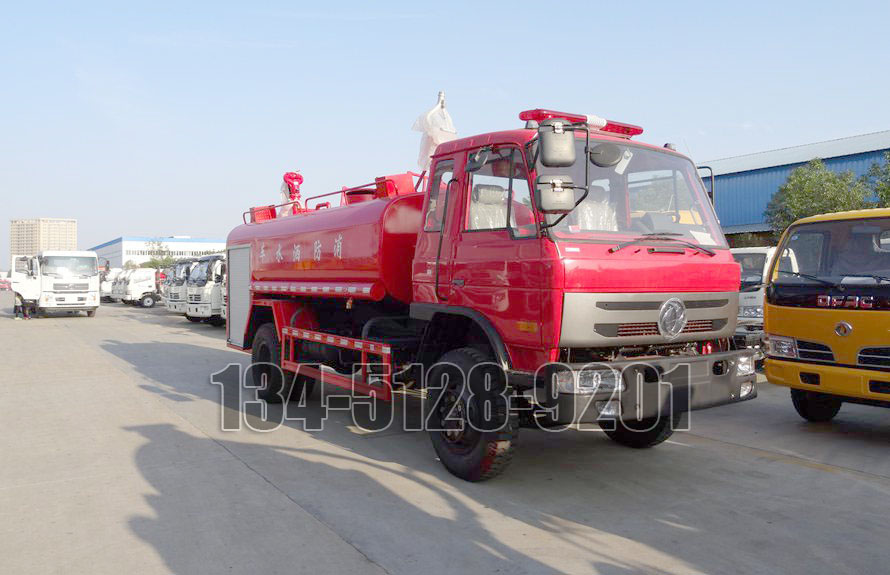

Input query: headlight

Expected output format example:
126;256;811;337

740;380;755;398
766;335;797;358
736;355;755;376
739;306;763;318
554;368;624;395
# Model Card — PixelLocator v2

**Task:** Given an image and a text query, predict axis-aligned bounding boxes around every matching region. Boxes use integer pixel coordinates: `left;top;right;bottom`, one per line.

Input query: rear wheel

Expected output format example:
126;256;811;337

601;412;682;448
791;389;842;422
251;323;314;404
425;347;517;481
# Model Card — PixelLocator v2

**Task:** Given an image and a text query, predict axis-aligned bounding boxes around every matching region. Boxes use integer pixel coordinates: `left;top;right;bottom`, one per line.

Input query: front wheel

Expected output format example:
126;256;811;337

601;412;682;448
791;389;842;422
425;347;517;481
140;295;155;308
186;315;203;323
87;309;97;318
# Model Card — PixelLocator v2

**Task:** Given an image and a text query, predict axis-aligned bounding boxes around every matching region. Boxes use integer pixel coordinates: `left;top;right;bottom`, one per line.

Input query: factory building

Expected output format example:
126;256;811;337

89;236;226;269
700;130;890;239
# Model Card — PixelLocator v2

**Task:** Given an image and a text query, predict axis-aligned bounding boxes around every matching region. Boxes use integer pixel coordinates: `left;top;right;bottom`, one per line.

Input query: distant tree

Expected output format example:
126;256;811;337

143;238;175;270
865;151;890;207
764;159;870;234
123;260;139;269
727;232;775;248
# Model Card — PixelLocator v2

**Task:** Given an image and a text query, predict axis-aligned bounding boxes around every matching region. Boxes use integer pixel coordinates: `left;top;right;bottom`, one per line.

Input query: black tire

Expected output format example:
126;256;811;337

791;389;842;422
209;317;226;327
425;347;517;481
186;315;203;323
251;323;314;404
87;309;97;318
140;295;155;308
601;412;682;448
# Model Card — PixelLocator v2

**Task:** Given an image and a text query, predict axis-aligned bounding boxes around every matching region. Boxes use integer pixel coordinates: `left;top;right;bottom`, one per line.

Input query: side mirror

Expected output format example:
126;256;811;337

535;175;576;214
538;119;576;167
465;147;491;173
214;274;222;283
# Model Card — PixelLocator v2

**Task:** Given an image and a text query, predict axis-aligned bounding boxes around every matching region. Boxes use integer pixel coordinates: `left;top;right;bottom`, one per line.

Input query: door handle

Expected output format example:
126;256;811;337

452;278;465;287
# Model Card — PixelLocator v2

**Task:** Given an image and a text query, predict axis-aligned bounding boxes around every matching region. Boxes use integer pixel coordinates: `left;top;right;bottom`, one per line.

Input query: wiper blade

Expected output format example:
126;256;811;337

609;235;715;256
776;270;836;286
741;283;764;292
839;273;890;283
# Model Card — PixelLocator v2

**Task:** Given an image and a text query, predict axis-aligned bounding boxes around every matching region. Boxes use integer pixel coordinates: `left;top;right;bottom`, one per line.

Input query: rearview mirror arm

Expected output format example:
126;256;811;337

540;126;591;230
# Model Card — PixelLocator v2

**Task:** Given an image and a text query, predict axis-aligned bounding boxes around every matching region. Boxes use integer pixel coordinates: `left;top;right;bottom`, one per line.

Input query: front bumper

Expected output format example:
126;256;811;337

187;302;216;318
733;323;765;359
539;350;757;424
766;357;890;404
167;301;187;313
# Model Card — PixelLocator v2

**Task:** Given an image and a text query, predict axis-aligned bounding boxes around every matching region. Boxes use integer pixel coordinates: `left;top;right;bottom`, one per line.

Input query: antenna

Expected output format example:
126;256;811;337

437;91;445;108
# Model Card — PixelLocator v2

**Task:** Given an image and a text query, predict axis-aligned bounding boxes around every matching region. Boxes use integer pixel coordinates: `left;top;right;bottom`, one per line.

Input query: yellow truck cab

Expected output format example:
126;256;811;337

765;208;890;421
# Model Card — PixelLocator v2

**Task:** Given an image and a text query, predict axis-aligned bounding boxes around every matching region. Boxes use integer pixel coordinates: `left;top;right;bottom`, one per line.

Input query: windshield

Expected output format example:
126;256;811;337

171;262;193;285
535;139;726;247
773;217;890;285
189;261;210;285
733;253;767;289
39;256;98;278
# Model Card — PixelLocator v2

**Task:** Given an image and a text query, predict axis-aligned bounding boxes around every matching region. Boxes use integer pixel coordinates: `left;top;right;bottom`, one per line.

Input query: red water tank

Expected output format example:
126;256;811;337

228;192;424;304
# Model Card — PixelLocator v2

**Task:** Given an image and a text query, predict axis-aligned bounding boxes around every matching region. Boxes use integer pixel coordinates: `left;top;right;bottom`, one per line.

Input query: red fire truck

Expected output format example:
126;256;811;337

226;108;757;481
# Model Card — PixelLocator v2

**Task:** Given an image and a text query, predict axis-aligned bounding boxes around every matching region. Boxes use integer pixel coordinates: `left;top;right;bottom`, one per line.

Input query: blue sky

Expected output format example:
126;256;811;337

2;1;889;262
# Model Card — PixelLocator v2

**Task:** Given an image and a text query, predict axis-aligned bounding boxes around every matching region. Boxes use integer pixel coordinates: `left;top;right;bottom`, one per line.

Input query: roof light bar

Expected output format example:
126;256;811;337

519;109;643;138
600;120;644;137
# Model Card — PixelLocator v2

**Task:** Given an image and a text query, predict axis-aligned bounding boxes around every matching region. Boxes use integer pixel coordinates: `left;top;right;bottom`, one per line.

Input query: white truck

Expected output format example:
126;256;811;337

100;267;123;302
121;268;162;308
110;269;131;303
10;251;100;317
165;258;198;314
731;246;776;365
185;254;226;326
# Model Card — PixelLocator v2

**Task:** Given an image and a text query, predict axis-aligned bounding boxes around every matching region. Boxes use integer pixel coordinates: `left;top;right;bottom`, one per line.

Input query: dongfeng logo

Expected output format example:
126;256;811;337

658;298;687;339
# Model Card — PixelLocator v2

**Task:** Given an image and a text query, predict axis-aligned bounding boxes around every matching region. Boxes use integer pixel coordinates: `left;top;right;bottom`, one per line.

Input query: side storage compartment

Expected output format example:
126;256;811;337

227;245;251;348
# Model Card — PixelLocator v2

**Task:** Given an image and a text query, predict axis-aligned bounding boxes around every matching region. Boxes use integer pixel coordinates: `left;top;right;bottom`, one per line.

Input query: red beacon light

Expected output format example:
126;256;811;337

519;109;643;138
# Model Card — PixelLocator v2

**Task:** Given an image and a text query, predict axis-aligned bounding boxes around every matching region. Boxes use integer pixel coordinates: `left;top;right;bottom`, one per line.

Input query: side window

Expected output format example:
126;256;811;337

15;257;29;273
466;148;536;237
424;160;454;232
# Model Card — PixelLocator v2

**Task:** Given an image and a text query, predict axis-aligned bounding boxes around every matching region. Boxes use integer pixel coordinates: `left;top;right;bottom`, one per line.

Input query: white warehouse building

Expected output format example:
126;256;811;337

89;236;226;269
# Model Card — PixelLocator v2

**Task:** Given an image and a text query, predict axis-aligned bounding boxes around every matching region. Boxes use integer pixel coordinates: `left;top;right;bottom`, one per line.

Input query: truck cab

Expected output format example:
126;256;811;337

100;267;123;302
731;246;776;363
765;209;890;422
122;268;161;307
165;258;198;314
10;251;100;317
185;254;226;325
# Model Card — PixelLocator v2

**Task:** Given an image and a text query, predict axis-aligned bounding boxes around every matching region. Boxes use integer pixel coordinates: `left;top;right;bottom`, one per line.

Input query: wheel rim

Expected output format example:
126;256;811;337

436;377;480;453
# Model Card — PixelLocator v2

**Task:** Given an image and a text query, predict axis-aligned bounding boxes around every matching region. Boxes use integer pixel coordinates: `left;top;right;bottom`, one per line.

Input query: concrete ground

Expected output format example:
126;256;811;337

1;294;889;575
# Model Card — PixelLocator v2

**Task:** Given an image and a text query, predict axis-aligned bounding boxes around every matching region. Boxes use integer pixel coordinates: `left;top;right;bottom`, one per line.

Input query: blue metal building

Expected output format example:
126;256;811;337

699;131;890;234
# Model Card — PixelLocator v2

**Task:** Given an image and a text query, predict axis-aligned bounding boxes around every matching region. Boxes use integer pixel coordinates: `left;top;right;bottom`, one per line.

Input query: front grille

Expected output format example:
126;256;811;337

54;283;89;292
614;319;715;337
859;347;890;368
796;340;835;362
168;293;180;301
188;294;201;303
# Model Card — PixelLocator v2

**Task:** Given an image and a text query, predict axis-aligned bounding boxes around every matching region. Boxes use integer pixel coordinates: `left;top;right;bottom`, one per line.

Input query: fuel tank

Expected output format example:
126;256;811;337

227;193;424;304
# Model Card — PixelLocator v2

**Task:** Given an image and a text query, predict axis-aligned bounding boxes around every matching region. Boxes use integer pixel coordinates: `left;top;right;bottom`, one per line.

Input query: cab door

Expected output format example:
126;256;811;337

10;256;40;301
412;155;461;303
449;146;544;347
